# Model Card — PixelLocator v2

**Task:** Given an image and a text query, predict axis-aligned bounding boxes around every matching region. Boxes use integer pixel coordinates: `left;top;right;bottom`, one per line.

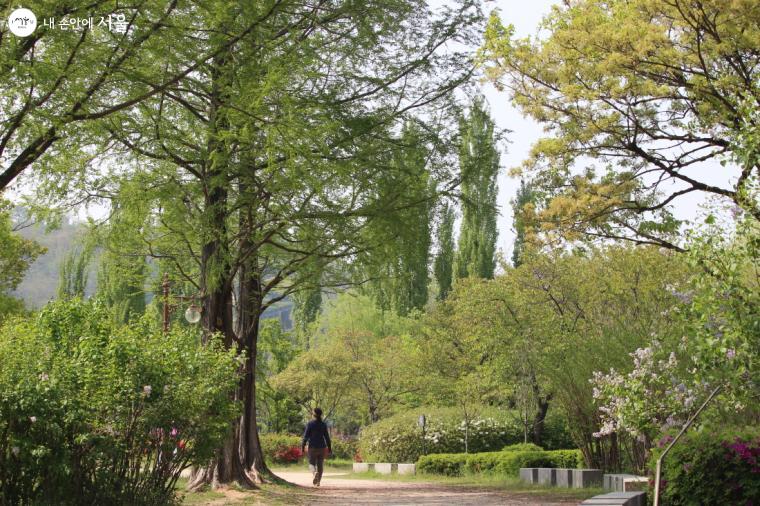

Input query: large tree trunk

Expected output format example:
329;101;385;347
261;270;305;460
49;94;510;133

530;372;551;446
236;246;279;484
188;45;256;491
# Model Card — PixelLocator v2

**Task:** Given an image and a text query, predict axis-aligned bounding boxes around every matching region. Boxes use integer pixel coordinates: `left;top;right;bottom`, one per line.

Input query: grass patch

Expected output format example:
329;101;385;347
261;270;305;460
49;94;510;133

175;477;226;504
176;476;309;505
338;470;602;500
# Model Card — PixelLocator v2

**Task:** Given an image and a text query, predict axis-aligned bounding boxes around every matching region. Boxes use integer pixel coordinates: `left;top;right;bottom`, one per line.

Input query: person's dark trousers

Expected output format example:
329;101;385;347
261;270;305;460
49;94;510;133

307;447;326;485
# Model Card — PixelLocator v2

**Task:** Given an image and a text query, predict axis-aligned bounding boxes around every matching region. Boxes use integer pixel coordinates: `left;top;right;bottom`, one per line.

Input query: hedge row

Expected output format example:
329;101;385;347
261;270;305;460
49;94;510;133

358;406;574;463
417;449;582;477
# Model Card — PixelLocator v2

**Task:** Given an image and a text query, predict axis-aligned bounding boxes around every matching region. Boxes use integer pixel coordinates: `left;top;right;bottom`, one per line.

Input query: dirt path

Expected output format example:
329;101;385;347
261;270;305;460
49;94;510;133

273;471;583;505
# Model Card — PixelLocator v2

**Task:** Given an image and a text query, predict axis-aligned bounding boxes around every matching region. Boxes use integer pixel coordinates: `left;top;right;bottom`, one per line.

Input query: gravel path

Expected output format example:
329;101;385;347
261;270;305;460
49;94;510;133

274;471;582;505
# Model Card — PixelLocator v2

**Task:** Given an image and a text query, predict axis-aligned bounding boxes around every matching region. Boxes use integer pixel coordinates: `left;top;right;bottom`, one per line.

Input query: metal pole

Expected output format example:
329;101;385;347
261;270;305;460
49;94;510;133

162;273;170;334
653;385;722;506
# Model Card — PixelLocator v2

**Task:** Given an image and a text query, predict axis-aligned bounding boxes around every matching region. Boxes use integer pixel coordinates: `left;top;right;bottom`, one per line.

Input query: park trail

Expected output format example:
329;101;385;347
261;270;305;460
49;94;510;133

274;470;582;506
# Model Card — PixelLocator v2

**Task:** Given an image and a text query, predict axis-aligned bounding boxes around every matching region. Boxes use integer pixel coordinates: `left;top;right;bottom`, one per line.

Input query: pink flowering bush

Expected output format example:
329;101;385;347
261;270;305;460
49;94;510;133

273;446;304;463
653;427;760;505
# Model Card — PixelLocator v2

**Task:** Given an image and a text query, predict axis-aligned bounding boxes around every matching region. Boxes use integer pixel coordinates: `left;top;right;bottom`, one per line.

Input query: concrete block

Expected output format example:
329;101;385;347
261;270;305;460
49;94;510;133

374;463;394;474
581;492;646;506
580;499;630;506
397;463;416;475
573;469;603;488
519;467;538;484
555;468;573;488
352;462;374;472
537;467;556;486
603;474;638;491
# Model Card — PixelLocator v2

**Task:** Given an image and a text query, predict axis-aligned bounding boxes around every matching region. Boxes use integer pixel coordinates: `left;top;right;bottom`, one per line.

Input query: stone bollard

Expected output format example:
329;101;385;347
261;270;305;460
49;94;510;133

352;463;374;473
603;474;639;492
397;464;416;475
537;468;556;486
519;468;538;484
374;463;394;474
573;469;603;488
555;468;573;488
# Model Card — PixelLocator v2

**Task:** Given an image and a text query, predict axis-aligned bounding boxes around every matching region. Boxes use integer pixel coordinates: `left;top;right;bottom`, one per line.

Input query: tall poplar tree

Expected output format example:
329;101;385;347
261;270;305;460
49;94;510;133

367;122;435;315
454;98;500;280
433;202;455;300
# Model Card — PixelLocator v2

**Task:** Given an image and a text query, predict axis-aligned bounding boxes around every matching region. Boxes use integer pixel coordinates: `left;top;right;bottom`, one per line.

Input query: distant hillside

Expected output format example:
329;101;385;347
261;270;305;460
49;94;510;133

12;218;97;308
11;215;294;328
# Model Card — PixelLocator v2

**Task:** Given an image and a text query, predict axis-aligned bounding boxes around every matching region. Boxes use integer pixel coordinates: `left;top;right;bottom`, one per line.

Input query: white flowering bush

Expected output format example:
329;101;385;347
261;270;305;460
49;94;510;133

592;220;759;447
592;339;708;443
0;299;240;505
358;406;573;462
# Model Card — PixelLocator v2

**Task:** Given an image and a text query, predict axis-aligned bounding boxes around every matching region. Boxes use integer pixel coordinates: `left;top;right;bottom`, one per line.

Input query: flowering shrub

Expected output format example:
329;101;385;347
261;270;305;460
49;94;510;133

591;221;759;457
259;433;302;463
260;432;359;462
0;299;240;505
591;339;706;442
358;406;573;463
274;446;303;463
652;427;760;505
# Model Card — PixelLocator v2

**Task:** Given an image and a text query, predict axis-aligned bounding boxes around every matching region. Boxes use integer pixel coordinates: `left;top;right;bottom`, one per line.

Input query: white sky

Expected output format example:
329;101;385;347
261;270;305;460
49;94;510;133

479;0;559;257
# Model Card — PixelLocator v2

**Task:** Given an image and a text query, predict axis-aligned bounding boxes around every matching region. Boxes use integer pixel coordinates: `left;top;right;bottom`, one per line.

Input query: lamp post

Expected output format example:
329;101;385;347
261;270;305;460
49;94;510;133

161;273;202;333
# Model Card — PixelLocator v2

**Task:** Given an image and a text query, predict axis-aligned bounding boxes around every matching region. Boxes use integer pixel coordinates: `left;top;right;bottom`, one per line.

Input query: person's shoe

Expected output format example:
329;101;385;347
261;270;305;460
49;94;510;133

313;476;319;486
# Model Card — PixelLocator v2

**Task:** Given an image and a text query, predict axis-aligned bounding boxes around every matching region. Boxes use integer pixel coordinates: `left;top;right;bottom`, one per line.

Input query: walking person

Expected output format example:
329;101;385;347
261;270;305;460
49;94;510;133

301;407;332;487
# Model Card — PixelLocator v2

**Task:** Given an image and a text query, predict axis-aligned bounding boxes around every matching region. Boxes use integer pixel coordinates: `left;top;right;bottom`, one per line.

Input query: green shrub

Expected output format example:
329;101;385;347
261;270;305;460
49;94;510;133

417;453;469;476
331;437;359;461
652;426;760;505
0;298;240;505
502;443;544;452
417;449;583;477
358;406;573;463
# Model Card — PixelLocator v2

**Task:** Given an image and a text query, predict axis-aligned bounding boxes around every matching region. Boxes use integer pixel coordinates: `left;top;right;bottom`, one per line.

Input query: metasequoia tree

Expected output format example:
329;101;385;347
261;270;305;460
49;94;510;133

481;0;760;250
70;0;481;489
0;0;266;191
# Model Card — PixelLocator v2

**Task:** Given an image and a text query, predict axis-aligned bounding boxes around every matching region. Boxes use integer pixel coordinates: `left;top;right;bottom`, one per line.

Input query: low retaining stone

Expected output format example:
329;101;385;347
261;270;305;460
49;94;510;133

603;474;639;491
573;469;603;488
555;468;573;488
519;468;538;484
537;468;556;486
352;463;374;473
397;463;416;475
580;491;646;506
374;463;395;474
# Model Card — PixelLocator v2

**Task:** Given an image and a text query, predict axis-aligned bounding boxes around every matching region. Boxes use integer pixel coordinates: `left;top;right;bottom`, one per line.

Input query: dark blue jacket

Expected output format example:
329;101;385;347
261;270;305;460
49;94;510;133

301;419;331;451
